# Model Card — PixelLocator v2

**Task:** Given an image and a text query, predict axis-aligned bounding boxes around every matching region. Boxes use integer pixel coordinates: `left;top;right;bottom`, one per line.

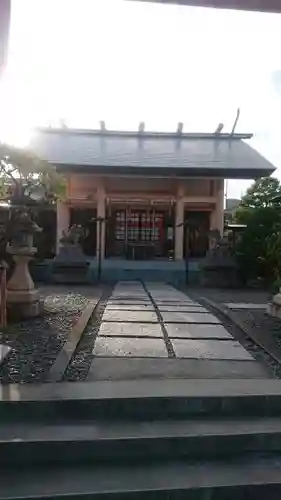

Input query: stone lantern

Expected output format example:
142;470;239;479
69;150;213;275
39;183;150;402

6;211;42;318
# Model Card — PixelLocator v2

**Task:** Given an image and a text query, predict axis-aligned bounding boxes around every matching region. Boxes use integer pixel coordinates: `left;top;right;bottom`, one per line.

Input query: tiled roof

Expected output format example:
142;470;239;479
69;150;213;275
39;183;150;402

135;0;281;13
29;128;275;178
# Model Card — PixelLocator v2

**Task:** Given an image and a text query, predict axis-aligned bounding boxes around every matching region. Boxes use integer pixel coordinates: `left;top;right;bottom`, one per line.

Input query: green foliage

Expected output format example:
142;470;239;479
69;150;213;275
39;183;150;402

266;232;281;285
235;206;281;283
0;142;66;203
240;176;281;209
0;142;66;262
233;177;281;284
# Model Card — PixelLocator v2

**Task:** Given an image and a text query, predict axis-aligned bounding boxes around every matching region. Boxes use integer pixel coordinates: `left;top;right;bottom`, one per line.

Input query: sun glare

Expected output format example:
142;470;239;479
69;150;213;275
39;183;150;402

0;123;32;148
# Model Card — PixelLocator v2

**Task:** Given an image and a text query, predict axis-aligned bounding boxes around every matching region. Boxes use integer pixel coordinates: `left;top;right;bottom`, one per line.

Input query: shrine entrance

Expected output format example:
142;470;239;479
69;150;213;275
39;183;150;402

183;211;210;259
106;207;174;259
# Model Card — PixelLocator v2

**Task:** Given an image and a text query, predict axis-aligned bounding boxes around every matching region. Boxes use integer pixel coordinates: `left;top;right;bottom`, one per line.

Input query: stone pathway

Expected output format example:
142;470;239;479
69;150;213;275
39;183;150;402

88;282;269;381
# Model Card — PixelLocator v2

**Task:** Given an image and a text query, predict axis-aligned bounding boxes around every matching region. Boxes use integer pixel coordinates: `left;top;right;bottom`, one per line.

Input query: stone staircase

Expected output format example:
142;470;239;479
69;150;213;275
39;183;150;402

2;378;281;499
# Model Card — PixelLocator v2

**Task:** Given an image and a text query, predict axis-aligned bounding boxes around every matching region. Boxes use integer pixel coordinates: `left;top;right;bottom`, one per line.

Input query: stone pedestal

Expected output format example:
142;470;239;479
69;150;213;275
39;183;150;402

267;289;281;319
6;246;42;319
200;232;238;288
52;242;89;284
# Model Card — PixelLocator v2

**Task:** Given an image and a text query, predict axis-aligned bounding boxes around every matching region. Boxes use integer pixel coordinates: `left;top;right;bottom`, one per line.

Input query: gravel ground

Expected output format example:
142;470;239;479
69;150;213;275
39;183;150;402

229;309;281;378
64;286;112;381
190;287;272;305
0;292;90;384
186;288;281;379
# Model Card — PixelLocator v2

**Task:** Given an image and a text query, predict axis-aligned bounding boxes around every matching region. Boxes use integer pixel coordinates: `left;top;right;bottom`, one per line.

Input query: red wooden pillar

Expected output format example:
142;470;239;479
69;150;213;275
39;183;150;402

0;0;11;77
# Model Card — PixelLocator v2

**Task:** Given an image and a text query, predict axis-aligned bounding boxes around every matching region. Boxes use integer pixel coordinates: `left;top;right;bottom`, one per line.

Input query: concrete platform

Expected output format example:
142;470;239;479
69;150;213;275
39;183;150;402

87;357;269;381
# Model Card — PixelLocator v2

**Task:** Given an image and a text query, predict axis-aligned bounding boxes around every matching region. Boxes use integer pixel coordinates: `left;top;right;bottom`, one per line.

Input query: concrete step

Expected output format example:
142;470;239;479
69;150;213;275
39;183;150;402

1;457;281;499
3;379;281;421
2;417;281;464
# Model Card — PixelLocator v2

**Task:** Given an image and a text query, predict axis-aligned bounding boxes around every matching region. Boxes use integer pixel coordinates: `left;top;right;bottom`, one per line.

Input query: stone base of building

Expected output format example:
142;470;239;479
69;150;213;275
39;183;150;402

52;263;90;284
267;291;281;319
90;259;187;285
30;258;192;286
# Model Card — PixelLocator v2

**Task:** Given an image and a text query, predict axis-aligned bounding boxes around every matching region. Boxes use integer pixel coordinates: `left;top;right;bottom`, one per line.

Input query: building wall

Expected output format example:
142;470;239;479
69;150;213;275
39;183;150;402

66;174;217;202
57;173;224;259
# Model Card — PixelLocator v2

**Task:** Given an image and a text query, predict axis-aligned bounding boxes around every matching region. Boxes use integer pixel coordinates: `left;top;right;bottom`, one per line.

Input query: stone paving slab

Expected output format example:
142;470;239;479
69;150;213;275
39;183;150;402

106;304;155;311
107;299;151;305
154;299;197;305
154;299;196;307
111;294;148;299
110;295;149;301
93;337;167;357
161;311;221;324
87;357;269;381
150;291;189;300
164;323;233;339
99;322;163;338
158;305;208;313
113;291;146;294
171;339;253;360
102;310;158;323
226;303;268;310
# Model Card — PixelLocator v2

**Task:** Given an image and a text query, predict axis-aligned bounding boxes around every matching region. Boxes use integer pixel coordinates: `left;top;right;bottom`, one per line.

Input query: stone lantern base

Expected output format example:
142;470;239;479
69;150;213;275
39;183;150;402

6;247;42;320
267;289;281;319
7;289;43;319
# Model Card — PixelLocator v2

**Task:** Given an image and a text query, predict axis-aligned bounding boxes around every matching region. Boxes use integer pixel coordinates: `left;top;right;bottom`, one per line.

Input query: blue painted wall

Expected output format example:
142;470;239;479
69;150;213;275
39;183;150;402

30;258;202;285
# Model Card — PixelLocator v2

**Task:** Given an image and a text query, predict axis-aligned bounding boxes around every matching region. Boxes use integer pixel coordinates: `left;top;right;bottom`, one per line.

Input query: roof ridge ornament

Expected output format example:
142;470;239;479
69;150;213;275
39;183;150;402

138;122;145;133
215;123;224;134
177;122;184;135
100;121;106;133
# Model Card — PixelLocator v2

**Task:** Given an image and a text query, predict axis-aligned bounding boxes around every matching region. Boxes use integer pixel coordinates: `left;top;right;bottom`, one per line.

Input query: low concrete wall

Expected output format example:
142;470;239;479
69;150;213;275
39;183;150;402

90;259;187;286
30;258;203;286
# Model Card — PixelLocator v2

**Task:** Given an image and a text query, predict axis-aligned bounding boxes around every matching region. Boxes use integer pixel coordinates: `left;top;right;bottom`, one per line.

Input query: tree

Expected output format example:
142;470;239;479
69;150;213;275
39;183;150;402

238;177;281;211
0;142;65;263
233;177;281;284
0;143;65;204
235;206;281;283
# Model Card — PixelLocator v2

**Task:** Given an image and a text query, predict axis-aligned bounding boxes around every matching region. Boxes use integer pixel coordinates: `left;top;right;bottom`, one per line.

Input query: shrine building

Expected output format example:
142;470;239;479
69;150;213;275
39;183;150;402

29;125;275;283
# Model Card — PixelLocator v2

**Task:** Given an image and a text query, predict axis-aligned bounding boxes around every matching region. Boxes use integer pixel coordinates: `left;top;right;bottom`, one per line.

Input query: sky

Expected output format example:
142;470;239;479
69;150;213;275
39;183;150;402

1;0;281;198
